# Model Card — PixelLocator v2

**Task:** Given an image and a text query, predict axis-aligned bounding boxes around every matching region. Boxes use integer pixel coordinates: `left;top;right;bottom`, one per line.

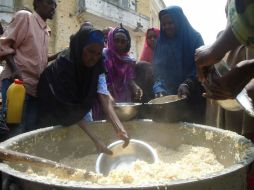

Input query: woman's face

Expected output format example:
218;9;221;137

113;32;128;54
147;30;158;49
82;43;103;68
161;14;176;38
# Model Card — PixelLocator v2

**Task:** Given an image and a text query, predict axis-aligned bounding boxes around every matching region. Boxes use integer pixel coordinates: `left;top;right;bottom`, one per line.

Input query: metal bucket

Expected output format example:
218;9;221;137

0;120;254;190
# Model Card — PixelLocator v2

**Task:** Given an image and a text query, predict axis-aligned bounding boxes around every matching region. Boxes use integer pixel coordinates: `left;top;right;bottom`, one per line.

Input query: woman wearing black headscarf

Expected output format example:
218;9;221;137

37;26;129;154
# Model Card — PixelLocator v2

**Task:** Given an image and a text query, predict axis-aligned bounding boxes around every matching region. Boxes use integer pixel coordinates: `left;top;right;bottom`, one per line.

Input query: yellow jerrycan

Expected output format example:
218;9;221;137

6;79;26;124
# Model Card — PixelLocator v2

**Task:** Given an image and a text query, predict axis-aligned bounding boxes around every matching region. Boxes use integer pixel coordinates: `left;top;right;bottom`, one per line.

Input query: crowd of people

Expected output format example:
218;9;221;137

0;0;254;188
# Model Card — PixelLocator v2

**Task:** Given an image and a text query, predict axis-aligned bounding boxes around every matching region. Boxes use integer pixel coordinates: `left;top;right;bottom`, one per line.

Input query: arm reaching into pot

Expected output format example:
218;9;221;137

79;120;113;155
97;73;130;147
99;93;130;148
80;73;129;155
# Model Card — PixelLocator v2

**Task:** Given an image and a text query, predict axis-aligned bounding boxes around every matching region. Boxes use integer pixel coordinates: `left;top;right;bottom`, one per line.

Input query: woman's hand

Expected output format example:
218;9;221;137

129;80;143;101
116;128;130;148
133;86;143;101
195;46;222;82
178;84;190;98
203;60;254;100
203;80;236;100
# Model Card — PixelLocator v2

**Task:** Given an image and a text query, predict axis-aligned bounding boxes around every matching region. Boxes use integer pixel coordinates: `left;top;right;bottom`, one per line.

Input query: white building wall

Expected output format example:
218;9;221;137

85;0;149;33
0;0;14;28
0;13;13;23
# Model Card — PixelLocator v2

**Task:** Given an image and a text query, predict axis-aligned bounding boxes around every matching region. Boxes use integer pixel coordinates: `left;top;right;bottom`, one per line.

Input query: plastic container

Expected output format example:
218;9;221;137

6;79;26;124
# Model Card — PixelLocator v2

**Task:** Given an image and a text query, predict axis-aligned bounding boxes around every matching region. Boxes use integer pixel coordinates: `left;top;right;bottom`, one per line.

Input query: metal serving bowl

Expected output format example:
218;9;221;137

147;95;188;122
114;103;142;121
95;139;158;175
148;95;184;104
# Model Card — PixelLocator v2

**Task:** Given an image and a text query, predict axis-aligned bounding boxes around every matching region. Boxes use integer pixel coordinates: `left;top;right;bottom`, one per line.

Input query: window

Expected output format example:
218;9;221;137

0;0;14;13
121;0;128;9
105;0;136;11
107;0;120;6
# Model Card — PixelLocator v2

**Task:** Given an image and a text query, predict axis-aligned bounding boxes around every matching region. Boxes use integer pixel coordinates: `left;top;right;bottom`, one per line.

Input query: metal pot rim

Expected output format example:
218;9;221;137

114;103;142;107
148;95;186;105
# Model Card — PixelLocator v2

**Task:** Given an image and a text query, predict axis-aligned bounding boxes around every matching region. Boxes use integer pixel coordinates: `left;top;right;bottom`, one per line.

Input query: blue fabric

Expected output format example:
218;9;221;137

83;73;109;122
83;110;93;122
153;6;204;94
97;73;110;95
87;31;104;47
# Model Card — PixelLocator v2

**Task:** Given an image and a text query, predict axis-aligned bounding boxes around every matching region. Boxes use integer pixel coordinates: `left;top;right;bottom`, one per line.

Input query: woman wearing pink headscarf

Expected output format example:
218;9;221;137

139;27;160;64
104;26;143;102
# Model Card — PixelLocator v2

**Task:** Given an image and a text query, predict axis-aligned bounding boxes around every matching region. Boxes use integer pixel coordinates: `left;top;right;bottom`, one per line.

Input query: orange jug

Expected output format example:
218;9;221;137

6;79;26;124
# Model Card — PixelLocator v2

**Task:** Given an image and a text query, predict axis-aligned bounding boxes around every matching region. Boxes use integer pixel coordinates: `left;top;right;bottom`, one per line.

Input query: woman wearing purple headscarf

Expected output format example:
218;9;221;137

104;27;142;102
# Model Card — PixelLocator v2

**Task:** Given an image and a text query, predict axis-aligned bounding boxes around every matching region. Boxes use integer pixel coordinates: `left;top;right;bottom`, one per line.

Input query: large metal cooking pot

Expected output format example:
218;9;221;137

0;120;254;190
